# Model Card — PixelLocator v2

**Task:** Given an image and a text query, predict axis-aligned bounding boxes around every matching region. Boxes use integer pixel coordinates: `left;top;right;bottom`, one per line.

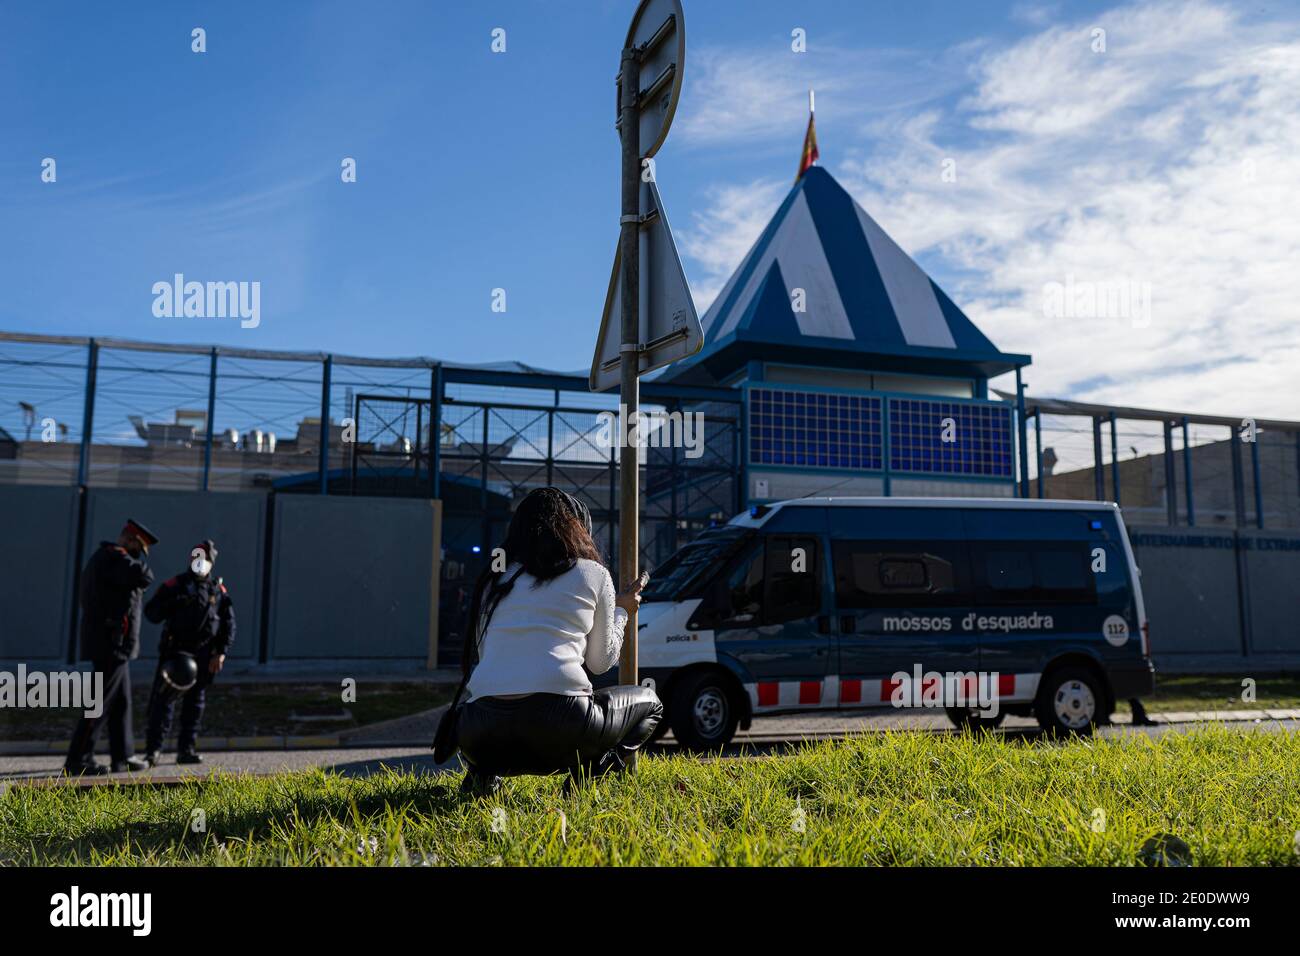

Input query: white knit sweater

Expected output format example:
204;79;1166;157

465;559;628;701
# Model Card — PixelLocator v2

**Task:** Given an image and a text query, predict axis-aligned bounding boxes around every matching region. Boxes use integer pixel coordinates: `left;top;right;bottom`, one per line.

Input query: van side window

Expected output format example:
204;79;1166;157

833;540;970;608
765;536;820;624
984;549;1033;595
975;542;1096;604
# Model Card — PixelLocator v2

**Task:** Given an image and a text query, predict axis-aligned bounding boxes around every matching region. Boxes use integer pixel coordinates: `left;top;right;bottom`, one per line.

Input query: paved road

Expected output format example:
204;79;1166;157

3;709;1296;790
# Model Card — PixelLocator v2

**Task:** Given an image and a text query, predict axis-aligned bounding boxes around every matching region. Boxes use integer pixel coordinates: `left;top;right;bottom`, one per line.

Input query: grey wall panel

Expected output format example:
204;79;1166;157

0;485;80;662
82;490;266;660
269;496;439;659
1129;527;1242;657
1241;531;1300;653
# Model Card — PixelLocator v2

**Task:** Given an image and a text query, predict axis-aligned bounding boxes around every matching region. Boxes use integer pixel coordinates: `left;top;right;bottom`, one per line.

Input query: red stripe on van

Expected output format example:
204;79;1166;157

799;681;821;705
880;678;901;702
840;679;861;704
757;682;779;707
999;674;1015;697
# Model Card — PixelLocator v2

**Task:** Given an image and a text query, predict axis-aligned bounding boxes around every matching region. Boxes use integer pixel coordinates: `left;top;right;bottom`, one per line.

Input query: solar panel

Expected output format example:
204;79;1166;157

887;397;1014;478
748;387;882;470
747;386;1015;480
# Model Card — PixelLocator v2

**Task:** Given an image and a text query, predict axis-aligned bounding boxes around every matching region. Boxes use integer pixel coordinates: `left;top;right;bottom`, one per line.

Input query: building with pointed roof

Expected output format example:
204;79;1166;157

664;150;1031;502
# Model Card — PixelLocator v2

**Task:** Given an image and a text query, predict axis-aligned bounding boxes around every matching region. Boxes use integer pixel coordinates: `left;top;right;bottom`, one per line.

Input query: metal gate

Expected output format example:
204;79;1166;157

349;388;742;665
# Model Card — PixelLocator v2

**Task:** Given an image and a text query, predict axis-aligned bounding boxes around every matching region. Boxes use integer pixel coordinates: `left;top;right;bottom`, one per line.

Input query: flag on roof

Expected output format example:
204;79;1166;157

797;91;819;181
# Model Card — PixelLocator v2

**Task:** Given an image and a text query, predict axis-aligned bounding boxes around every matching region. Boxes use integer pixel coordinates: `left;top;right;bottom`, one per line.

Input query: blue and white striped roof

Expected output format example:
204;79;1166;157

666;166;1028;384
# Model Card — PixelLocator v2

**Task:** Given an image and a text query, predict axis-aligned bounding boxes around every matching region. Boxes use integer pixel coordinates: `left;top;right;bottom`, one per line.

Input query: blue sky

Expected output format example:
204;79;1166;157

2;0;1297;416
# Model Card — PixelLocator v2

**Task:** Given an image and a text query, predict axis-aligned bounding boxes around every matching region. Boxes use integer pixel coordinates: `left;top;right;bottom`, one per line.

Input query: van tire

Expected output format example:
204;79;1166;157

668;670;740;752
1035;666;1103;737
945;707;1005;732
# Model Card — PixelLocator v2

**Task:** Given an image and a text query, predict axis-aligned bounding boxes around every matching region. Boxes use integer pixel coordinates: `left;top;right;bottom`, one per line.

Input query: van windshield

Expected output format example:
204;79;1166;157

642;527;753;602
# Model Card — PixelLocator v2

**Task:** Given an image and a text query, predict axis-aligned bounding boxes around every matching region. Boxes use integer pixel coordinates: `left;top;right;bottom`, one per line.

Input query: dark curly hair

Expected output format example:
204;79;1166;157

461;487;604;678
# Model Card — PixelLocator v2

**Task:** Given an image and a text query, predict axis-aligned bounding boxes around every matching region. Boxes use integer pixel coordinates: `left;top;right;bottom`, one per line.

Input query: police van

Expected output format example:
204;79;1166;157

636;497;1153;750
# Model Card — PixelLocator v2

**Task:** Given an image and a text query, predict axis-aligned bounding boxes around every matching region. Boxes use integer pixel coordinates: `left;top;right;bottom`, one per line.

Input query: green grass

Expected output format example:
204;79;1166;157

1116;674;1300;715
4;726;1299;866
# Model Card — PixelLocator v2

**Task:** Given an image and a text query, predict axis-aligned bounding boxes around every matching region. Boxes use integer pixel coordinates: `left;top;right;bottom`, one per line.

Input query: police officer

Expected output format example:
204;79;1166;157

143;539;236;765
64;519;158;775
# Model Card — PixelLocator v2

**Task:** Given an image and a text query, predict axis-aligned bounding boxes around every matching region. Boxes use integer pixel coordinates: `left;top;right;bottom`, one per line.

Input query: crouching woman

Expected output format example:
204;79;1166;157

455;487;663;795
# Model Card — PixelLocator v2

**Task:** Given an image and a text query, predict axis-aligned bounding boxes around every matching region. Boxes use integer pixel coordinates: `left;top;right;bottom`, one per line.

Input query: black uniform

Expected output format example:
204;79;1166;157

65;542;155;769
143;571;236;755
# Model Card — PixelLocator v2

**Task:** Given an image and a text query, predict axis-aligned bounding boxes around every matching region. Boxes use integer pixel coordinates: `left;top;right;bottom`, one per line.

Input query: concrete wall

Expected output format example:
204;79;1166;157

267;496;441;660
0;485;80;662
1240;530;1300;654
82;489;267;661
1129;525;1300;672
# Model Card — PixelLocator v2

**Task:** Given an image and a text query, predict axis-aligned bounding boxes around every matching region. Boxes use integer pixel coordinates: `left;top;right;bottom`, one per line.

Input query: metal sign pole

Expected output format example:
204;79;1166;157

618;46;641;699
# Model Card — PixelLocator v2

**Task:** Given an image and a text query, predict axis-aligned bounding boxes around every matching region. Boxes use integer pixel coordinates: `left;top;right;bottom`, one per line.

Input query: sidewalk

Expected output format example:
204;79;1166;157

6;705;1298;756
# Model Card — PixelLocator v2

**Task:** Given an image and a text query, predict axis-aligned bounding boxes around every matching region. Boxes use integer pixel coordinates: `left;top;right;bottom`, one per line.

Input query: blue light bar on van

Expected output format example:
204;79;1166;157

750;504;771;519
1089;520;1103;530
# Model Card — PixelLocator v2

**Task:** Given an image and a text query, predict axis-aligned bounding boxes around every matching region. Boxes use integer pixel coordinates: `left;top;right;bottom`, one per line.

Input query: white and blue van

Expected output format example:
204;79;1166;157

634;497;1153;750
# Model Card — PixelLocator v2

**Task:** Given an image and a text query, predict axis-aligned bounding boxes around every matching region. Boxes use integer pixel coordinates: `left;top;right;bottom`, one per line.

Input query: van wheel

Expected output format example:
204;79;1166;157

1035;667;1103;736
669;671;740;752
945;707;1005;732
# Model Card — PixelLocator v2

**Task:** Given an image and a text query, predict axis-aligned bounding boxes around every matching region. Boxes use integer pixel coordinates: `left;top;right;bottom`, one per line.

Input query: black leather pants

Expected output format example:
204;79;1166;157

458;685;663;780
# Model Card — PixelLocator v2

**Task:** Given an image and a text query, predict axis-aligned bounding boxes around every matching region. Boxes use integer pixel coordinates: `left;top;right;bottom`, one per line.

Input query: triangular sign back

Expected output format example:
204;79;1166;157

590;177;703;392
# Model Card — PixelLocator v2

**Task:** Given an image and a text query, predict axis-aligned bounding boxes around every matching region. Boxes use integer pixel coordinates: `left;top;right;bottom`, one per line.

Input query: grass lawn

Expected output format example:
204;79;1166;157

1116;673;1300;715
0;682;454;741
4;726;1299;866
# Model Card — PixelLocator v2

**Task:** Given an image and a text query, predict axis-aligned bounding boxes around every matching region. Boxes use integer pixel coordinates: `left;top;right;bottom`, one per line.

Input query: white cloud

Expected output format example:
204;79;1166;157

682;0;1300;420
678;178;787;309
676;42;974;150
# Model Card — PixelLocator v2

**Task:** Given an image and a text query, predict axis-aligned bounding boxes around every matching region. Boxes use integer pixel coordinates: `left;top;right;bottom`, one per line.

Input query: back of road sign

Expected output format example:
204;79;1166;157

618;0;686;161
590;177;702;392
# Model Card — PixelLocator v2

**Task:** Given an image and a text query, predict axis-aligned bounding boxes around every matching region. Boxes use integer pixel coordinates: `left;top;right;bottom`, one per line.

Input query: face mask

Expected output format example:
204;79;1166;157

190;549;213;578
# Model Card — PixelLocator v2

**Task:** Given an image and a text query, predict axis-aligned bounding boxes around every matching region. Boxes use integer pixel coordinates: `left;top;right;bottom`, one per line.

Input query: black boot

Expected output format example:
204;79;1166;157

1129;698;1157;727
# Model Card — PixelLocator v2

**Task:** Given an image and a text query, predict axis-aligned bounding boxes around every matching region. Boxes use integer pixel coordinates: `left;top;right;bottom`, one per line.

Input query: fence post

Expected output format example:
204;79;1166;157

76;339;98;488
1230;425;1246;527
1182;417;1195;526
1033;406;1043;498
1015;369;1029;498
1092;416;1104;500
318;355;332;495
1163;420;1177;525
430;364;443;499
1109;410;1120;508
1250;431;1263;529
202;348;218;491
